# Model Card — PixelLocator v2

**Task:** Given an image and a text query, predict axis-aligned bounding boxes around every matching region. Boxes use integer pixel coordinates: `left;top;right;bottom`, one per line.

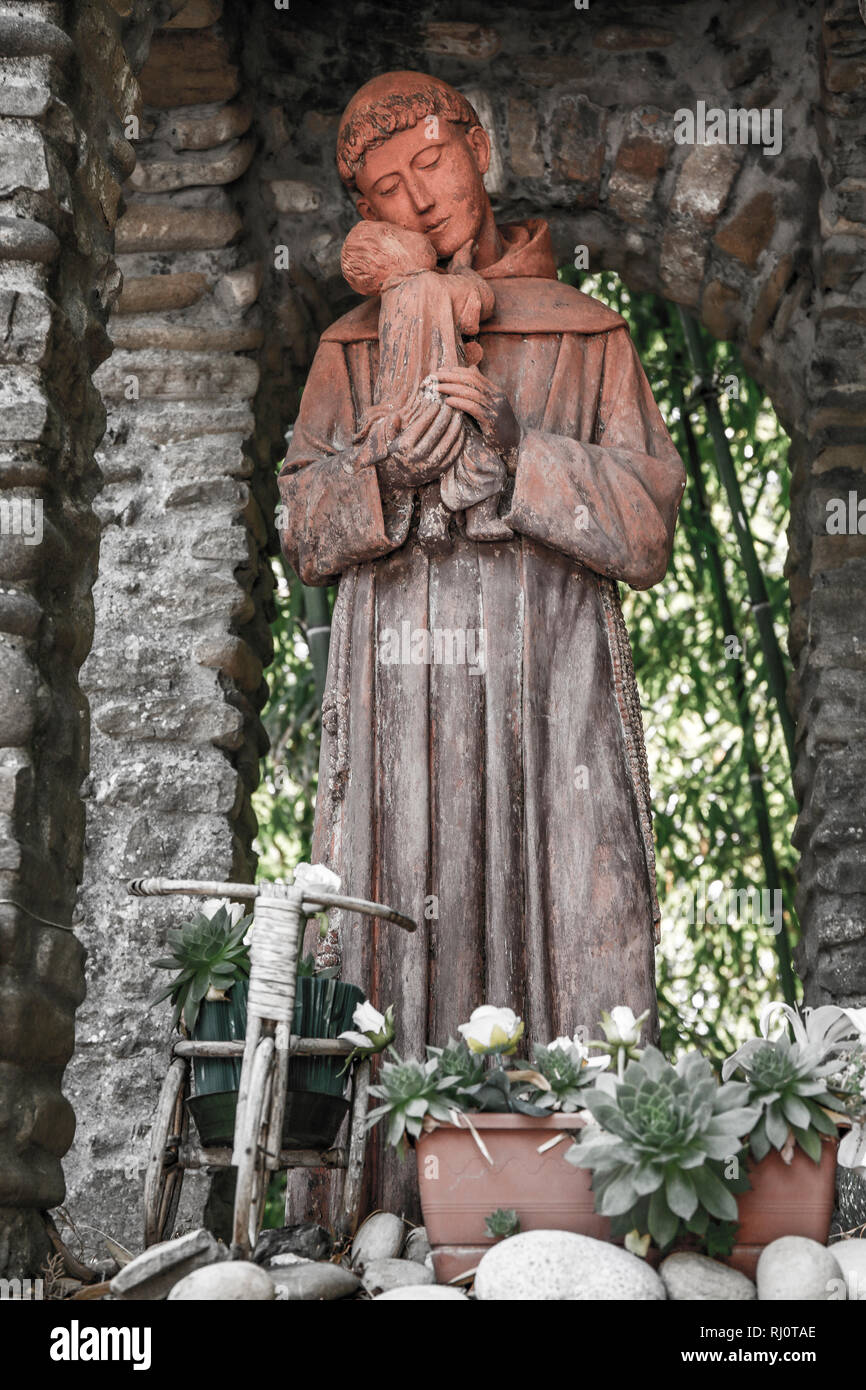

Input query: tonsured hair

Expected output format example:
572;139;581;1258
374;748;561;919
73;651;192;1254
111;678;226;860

337;83;480;192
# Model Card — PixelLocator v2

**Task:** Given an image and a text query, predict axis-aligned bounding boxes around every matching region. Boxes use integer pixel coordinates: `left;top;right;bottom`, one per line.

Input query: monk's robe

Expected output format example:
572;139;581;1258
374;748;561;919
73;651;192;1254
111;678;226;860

278;218;686;1221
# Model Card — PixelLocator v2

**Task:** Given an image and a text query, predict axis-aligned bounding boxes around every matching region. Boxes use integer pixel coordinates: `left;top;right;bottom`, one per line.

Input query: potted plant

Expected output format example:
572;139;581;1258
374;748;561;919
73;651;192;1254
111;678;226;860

720;1003;866;1274
364;1005;613;1281
150;887;365;1151
564;1046;761;1259
568;1002;866;1278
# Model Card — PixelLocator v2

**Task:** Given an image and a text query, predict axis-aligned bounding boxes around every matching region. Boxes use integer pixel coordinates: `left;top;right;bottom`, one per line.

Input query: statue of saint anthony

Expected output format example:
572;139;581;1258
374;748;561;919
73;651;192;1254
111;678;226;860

278;70;686;1219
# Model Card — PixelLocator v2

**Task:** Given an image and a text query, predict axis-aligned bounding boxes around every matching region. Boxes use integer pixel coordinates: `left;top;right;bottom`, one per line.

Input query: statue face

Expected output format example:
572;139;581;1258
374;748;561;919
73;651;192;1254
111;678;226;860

355;119;491;261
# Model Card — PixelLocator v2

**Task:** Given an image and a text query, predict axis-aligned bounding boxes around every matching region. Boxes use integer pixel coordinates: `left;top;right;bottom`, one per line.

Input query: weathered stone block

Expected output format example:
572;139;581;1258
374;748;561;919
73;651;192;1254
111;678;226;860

115;205;242;253
714;192;776;267
214;262;262;313
670;143;742;226
507;98;544;179
0;119;51;194
93;350;259;401
551;95;606;197
0;57;55;118
160;100;253;152
115;270;210;315
269;180;321;214
422;22;501;60
138;33;239;108
0;216;58;263
111;1227;226;1300
129;138;254;194
0;290;51;365
109;319;263;353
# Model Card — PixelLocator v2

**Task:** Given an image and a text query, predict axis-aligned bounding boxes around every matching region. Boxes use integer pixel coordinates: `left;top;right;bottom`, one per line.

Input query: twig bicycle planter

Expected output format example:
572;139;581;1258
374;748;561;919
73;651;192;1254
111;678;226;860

130;876;415;1257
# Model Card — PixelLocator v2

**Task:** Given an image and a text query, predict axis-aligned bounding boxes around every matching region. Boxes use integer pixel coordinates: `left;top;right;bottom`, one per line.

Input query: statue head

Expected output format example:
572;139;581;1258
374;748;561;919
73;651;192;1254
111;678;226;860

336;70;495;262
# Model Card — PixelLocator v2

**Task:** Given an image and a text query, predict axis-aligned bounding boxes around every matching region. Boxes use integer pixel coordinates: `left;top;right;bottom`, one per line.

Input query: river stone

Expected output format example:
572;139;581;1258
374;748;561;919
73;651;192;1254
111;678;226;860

660;1252;756;1301
474;1231;666;1301
827;1240;866;1299
111;1228;227;1300
756;1237;842;1301
375;1285;469;1300
361;1258;435;1296
270;1263;360;1301
351;1213;406;1268
168;1261;275;1301
403;1226;433;1265
253;1223;331;1265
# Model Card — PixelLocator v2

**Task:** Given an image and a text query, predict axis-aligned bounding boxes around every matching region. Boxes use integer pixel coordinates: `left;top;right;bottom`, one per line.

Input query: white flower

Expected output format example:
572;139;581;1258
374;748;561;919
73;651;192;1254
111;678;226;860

293;862;342;895
201;897;246;926
338;1000;395;1053
598;1006;649;1048
458;1005;524;1055
353;1000;386;1035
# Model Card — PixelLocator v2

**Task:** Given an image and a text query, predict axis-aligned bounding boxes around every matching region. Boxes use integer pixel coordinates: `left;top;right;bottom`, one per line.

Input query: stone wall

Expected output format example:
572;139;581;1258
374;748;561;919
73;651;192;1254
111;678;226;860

2;0;864;1270
0;0;145;1277
63;0;278;1249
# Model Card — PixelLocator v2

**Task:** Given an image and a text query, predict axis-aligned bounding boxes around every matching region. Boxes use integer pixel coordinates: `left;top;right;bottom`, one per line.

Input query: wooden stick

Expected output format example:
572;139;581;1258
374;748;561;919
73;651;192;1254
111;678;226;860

180;1144;347;1170
173;1037;353;1058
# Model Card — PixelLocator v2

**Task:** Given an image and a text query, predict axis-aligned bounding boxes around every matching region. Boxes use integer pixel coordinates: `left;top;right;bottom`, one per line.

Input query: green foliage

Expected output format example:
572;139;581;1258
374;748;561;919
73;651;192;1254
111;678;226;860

253;562;335;881
564;268;797;1060
365;1055;463;1149
530;1040;609;1112
731;1037;840;1163
485;1208;520;1239
149;903;252;1033
566;1047;760;1252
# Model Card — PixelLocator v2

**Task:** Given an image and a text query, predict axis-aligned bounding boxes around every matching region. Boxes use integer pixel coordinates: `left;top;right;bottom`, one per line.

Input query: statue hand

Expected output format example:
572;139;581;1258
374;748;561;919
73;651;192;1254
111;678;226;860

433;366;521;471
378;397;465;489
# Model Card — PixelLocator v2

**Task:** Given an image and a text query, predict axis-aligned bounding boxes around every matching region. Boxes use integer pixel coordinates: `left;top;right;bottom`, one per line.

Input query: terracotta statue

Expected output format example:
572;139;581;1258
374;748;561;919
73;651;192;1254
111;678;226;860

340;220;512;548
278;70;686;1220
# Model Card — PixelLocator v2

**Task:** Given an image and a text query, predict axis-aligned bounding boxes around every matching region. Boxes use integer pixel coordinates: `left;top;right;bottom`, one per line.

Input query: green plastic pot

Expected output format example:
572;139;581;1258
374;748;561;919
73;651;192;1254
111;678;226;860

187;975;364;1149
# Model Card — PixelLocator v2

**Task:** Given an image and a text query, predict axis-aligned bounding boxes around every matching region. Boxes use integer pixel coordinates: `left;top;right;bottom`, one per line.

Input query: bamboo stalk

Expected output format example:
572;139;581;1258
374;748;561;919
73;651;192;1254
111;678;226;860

677;308;796;772
671;331;797;1007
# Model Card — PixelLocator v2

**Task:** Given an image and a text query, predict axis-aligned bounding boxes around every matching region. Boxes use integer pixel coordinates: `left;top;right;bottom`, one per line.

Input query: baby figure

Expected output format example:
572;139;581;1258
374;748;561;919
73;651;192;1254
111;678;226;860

341;220;513;551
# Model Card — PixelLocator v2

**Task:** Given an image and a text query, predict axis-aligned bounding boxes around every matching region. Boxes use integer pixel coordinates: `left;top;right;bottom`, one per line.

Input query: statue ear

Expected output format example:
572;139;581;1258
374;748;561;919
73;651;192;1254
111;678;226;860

466;125;491;176
357;198;376;221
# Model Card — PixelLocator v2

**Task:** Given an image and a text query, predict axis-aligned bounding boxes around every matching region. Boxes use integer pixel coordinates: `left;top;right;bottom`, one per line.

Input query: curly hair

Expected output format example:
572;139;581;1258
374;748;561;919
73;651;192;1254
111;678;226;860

337;82;480;193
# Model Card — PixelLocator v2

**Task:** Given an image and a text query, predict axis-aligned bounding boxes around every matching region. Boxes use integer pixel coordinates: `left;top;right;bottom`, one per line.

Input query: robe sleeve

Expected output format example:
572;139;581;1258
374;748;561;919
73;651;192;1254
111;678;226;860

504;326;686;590
277;340;397;585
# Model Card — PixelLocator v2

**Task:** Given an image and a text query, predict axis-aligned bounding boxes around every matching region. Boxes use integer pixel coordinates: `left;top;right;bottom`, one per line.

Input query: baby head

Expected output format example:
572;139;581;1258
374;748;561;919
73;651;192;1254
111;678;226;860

341;220;437;296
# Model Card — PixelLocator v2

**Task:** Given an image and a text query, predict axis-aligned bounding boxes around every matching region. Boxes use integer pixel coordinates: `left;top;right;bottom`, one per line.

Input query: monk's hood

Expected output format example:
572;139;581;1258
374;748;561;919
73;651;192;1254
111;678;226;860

322;217;626;342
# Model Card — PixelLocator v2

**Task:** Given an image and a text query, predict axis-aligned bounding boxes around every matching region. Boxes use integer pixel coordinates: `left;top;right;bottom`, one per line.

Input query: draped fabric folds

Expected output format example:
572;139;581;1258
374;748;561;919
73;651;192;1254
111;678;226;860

277;220;685;1221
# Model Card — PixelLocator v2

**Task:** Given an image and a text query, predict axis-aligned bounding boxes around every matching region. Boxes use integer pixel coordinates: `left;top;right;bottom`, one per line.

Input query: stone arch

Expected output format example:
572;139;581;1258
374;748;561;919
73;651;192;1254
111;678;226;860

2;0;863;1270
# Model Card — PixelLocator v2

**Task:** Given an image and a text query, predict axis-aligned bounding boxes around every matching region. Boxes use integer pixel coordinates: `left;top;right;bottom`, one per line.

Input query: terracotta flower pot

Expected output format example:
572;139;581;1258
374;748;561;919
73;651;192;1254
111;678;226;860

726;1139;838;1280
415;1112;609;1282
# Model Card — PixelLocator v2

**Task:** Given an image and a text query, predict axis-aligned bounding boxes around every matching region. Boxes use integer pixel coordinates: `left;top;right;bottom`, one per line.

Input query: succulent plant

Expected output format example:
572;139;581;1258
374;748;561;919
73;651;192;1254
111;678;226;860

566;1046;761;1251
484;1208;520;1239
722;1035;844;1163
723;1002;863;1163
150;901;253;1033
365;1056;463;1149
530;1037;610;1112
427;1037;487;1092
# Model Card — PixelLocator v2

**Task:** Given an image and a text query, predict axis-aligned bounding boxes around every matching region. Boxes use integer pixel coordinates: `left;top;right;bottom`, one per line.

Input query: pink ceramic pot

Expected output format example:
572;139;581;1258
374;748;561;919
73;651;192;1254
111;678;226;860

415;1112;609;1282
726;1138;838;1280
